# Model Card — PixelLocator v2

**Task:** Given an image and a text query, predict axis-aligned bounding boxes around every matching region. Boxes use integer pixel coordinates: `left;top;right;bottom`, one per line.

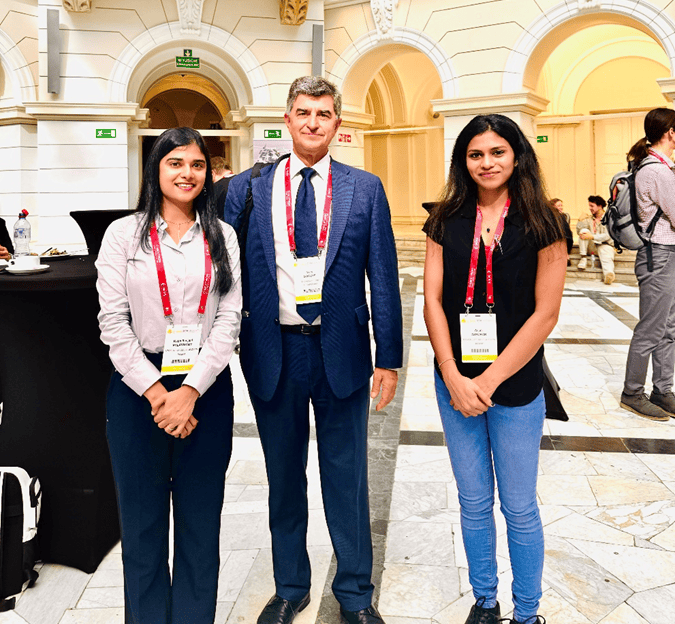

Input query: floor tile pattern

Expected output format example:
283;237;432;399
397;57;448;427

3;275;675;624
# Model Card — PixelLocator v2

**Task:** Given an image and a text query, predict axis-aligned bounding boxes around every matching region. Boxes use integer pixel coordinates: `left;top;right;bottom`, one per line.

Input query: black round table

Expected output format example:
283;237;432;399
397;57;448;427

0;256;119;573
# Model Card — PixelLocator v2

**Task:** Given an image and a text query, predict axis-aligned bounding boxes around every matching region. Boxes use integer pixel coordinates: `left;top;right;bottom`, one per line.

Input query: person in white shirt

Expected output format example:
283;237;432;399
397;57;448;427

96;127;242;624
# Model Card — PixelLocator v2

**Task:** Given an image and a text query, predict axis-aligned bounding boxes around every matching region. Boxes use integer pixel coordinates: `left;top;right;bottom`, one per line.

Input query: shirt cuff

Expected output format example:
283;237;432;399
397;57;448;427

121;357;162;396
183;359;216;397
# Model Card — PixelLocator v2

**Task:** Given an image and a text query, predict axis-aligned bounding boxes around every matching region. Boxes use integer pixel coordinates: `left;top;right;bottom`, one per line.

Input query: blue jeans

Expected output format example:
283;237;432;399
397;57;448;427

434;370;545;622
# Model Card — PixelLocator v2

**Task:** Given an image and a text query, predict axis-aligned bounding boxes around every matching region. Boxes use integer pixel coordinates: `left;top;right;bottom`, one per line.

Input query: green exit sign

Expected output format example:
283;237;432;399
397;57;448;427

537;135;548;143
96;129;116;138
264;129;282;139
176;56;200;68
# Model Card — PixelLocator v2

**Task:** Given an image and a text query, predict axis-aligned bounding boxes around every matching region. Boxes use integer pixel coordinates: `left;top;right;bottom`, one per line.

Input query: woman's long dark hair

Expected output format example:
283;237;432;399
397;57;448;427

136;127;233;295
627;107;675;168
426;114;565;249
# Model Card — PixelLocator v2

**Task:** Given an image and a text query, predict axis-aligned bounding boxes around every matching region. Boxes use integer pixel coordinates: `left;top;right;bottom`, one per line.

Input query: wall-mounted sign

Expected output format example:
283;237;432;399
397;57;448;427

338;133;352;143
96;129;116;138
176;55;200;68
264;129;282;139
536;135;548;143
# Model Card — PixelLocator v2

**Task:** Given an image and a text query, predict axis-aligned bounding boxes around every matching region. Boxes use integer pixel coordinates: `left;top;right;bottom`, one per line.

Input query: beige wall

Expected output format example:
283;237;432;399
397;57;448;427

3;1;675;245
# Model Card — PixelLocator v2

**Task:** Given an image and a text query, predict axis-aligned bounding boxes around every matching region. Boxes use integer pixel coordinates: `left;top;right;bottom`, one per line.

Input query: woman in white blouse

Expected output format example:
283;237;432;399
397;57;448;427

96;127;241;624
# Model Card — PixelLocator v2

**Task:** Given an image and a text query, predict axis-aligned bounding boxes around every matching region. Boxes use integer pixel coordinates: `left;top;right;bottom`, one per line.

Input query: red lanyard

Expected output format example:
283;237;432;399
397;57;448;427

649;149;671;167
284;158;333;256
150;221;212;320
465;199;510;311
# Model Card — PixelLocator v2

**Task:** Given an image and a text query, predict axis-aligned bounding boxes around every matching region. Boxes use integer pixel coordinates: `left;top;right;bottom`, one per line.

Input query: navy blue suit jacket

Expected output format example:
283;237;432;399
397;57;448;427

223;157;403;401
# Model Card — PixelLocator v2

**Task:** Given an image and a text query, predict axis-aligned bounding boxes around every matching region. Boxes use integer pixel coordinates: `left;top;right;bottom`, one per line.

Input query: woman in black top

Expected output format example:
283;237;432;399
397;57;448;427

423;115;567;624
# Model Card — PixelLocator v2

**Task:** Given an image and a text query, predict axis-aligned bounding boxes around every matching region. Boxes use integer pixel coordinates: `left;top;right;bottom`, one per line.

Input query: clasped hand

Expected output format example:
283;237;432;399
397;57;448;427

145;383;199;438
444;372;494;418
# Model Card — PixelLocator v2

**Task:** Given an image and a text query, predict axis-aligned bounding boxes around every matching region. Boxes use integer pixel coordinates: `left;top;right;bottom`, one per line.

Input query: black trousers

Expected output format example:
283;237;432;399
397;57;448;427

106;353;234;624
251;332;374;611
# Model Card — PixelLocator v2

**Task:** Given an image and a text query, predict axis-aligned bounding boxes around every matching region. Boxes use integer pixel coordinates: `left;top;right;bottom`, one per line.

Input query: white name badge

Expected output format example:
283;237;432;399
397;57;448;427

294;255;325;306
161;324;202;375
460;313;498;363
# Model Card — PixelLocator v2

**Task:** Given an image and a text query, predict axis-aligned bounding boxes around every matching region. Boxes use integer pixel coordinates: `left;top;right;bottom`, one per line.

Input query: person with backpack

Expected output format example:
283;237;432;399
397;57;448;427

576;195;616;284
620;107;675;422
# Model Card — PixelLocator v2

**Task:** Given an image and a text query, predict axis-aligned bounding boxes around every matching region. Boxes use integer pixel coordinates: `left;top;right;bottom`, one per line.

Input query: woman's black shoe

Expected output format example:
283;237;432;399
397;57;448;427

465;597;501;624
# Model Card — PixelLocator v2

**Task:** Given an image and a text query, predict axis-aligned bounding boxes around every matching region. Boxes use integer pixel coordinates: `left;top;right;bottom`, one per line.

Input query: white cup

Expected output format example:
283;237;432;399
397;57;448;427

9;255;40;269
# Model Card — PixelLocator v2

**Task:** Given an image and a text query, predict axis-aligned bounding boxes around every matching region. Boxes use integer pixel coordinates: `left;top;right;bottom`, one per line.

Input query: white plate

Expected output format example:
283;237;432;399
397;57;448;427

6;264;50;275
42;252;70;261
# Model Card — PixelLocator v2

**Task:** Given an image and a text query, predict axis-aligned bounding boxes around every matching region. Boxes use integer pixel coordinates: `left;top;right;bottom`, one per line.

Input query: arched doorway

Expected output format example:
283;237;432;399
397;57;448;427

529;18;671;224
140;73;232;171
343;45;445;237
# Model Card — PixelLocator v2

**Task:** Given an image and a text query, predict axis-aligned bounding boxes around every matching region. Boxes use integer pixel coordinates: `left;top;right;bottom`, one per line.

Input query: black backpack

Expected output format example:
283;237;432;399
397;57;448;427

0;468;41;612
602;160;662;269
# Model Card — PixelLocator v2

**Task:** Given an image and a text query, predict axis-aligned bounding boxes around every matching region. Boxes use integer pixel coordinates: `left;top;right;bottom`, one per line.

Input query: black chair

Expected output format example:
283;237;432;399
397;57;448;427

70;209;135;255
0;217;13;255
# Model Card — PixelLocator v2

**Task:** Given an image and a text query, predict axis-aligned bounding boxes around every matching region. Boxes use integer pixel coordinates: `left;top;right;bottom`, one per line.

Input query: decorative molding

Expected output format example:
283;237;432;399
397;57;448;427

340;108;375;129
23;102;148;122
657;77;675;103
577;0;601;10
227;106;286;127
63;0;92;12
0;105;36;126
431;92;550;118
177;0;204;35
0;27;37;104
279;0;308;25
371;0;398;39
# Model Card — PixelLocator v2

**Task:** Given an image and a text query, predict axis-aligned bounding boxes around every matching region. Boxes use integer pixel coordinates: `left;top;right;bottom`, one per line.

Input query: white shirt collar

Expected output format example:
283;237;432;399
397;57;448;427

157;211;202;240
289;150;331;181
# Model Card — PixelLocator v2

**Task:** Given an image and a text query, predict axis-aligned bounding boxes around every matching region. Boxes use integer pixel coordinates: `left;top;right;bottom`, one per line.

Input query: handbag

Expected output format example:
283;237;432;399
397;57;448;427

542;354;568;421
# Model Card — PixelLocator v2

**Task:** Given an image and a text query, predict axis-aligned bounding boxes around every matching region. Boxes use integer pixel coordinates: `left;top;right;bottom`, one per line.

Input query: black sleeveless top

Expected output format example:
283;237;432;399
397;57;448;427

424;200;547;407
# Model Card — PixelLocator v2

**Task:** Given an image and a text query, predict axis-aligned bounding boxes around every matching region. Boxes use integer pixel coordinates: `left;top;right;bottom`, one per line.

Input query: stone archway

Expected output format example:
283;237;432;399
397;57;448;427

503;1;675;93
0;27;36;104
329;26;457;108
108;22;270;109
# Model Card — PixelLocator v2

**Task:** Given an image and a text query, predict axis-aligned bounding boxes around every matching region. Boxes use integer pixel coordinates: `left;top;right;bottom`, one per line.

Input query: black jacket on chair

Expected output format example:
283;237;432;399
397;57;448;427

0;217;14;255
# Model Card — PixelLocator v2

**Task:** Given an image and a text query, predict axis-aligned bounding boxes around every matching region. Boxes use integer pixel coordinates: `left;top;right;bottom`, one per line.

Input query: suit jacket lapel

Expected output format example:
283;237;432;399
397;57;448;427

251;162;279;283
325;160;354;275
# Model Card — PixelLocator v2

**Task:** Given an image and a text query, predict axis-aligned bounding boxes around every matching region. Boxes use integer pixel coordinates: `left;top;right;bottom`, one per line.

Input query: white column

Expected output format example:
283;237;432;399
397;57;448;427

23;102;147;249
0;114;37;241
431;92;550;171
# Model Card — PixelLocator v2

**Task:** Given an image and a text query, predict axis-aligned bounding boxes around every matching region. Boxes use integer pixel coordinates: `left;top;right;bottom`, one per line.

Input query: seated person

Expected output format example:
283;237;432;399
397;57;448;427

550;198;573;257
0;216;13;259
576;195;616;284
551;197;571;224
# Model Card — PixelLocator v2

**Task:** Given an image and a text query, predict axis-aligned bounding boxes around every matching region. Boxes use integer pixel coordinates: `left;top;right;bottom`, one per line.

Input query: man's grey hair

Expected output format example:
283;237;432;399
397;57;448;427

286;76;342;118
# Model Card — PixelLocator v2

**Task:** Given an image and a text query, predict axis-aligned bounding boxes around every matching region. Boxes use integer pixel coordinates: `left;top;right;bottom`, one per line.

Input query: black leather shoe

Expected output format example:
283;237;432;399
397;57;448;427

339;604;385;624
257;592;310;624
465;597;500;623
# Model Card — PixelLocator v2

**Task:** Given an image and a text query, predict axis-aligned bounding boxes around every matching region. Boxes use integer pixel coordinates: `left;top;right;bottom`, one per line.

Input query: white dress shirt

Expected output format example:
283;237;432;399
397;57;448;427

271;150;332;325
96;212;242;397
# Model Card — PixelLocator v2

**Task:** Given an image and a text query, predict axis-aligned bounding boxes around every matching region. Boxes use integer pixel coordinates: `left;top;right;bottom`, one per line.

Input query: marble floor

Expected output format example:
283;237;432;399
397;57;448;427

3;272;675;624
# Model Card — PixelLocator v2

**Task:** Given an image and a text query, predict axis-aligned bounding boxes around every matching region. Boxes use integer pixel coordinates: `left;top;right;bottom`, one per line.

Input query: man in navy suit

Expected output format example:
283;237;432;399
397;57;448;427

223;76;402;624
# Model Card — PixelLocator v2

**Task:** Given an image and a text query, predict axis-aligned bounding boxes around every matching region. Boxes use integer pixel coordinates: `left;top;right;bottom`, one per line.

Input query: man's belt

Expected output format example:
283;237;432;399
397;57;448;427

280;324;321;335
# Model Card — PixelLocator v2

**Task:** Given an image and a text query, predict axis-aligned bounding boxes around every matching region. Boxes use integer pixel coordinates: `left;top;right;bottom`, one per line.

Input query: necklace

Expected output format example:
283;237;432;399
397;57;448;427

165;218;194;226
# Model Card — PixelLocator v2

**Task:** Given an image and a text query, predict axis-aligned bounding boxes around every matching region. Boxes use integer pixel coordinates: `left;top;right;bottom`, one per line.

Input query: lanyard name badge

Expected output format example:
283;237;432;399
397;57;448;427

285;158;332;307
460;200;510;363
150;222;212;375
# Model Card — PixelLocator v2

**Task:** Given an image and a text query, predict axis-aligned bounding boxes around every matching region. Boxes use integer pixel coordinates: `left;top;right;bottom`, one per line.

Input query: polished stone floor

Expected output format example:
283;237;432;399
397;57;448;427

2;272;675;624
